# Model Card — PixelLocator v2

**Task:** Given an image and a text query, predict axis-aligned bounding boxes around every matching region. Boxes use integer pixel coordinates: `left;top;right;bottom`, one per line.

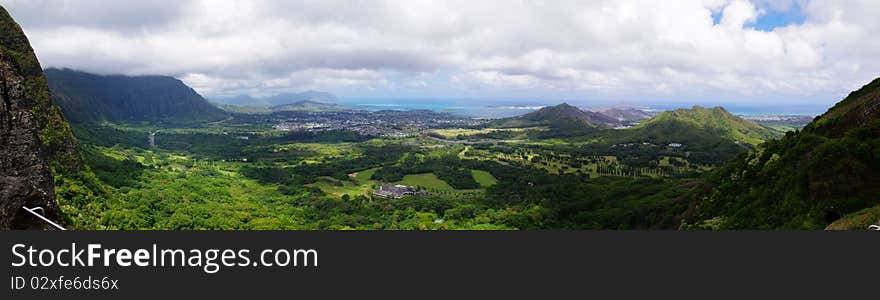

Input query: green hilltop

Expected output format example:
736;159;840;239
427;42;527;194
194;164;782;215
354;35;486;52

520;103;619;127
634;105;781;147
496;103;619;129
586;105;783;165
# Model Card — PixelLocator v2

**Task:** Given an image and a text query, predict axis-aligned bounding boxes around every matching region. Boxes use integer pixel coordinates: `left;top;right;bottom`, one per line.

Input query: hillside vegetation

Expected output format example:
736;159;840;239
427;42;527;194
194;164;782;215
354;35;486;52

634;106;780;147
683;78;880;229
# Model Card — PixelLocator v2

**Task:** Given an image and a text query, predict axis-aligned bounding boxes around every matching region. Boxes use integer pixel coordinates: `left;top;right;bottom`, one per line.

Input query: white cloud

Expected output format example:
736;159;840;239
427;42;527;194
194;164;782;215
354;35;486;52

720;0;759;29
1;0;879;105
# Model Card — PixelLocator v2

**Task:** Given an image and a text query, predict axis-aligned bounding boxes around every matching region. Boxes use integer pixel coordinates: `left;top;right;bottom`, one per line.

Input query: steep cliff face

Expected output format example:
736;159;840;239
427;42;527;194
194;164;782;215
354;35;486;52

0;6;80;229
0;52;58;229
46;68;228;124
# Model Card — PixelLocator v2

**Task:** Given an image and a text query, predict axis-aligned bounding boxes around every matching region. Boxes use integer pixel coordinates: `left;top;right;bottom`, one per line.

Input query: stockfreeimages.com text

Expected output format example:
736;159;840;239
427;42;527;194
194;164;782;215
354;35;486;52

11;244;317;274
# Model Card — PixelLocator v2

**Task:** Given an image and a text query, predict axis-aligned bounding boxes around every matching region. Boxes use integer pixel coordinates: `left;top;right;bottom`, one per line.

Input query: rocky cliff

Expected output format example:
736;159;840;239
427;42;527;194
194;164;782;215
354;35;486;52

0;6;80;229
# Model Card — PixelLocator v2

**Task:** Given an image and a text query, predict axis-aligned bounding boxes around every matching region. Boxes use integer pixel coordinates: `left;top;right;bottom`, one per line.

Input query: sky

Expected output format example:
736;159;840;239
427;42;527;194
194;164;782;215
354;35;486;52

2;0;880;108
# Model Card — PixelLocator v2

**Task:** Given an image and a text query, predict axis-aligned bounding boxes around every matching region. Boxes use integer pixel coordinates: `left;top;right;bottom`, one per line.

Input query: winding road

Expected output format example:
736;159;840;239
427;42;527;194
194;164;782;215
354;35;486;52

149;130;159;148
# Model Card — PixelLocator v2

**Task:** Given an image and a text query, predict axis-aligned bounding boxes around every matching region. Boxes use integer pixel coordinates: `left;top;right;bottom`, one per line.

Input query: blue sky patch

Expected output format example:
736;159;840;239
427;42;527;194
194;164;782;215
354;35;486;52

754;3;806;31
713;1;807;31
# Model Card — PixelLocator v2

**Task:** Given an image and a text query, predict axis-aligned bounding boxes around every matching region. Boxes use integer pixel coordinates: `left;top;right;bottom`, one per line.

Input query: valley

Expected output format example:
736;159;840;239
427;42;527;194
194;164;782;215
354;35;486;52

55;87;778;230
36;69;875;231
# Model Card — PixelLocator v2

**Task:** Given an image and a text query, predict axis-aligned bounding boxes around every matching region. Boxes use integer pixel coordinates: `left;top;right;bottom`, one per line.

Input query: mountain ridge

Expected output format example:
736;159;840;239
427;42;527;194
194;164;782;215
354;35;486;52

45;68;227;124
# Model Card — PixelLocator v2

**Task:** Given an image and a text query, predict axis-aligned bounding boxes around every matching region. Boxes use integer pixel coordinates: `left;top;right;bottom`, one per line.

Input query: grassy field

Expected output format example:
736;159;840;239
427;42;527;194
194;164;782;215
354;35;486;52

471;170;498;187
262;142;359;164
429;127;541;139
307;177;372;197
352;167;379;183
396;173;454;190
311;168;490;196
306;167;381;197
826;205;880;230
765;124;798;132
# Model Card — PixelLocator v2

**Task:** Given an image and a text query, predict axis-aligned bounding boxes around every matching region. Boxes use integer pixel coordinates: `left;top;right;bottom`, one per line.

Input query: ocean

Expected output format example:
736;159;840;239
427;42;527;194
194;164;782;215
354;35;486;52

337;99;542;119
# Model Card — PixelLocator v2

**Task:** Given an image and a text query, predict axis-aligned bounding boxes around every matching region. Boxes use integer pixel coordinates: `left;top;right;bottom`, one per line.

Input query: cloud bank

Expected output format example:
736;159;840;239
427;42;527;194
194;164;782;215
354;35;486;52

2;0;879;105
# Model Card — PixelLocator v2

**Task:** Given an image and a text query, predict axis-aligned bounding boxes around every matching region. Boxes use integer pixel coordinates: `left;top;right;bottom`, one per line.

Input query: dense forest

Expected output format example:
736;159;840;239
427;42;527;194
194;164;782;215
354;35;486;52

682;78;880;230
43;101;728;230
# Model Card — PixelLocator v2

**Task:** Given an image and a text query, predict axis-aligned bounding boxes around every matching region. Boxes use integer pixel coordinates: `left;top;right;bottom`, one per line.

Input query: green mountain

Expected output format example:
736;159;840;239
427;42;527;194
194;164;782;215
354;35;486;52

45;68;227;124
496;103;619;130
523;103;619;127
682;78;880;230
591;106;782;165
634;106;780;147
